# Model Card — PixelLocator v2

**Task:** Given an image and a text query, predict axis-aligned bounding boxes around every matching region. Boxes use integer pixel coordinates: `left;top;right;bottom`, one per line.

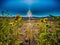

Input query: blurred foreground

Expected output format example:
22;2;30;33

0;15;60;45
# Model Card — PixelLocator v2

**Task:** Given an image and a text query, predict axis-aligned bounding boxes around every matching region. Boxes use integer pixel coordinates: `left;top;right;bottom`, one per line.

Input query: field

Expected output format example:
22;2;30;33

0;15;60;45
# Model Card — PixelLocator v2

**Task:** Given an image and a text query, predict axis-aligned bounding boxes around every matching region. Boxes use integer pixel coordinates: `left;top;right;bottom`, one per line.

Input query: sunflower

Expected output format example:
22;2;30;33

15;15;22;21
9;21;15;26
43;18;48;23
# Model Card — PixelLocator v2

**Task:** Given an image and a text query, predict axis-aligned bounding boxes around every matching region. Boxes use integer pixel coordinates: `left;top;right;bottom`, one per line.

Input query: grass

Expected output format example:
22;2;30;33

0;15;60;45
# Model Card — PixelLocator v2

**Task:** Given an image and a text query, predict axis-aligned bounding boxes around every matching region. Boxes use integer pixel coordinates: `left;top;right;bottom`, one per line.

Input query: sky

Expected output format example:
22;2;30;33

0;0;60;17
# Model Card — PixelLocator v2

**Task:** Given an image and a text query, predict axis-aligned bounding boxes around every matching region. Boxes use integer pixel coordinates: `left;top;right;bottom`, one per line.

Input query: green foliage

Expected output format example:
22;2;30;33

0;17;23;45
0;14;60;45
36;18;60;45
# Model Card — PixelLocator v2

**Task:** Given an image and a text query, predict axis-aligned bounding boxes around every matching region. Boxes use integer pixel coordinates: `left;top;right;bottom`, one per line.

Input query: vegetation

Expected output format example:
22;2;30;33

0;14;24;45
0;12;60;45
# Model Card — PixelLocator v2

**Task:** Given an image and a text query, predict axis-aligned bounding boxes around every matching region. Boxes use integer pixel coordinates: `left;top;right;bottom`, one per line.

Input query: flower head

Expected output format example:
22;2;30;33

9;21;14;26
43;18;48;22
15;14;22;21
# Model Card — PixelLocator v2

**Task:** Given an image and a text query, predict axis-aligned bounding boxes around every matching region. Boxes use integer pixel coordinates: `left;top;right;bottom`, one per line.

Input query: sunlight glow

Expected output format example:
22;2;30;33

23;0;38;5
25;0;33;5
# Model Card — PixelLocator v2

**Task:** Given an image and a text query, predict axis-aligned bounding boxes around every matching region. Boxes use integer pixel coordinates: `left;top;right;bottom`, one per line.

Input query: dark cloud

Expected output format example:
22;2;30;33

0;0;60;17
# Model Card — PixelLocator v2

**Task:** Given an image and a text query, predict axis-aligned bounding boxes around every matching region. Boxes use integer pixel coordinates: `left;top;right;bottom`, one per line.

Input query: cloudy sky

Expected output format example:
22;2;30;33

0;0;60;17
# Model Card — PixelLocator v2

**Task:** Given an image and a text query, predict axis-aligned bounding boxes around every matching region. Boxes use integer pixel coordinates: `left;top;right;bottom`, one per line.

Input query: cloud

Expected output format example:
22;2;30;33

0;0;60;17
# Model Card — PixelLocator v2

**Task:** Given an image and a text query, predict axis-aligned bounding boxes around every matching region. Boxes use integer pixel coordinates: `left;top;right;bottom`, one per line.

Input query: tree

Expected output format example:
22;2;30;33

6;10;10;16
2;10;4;17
